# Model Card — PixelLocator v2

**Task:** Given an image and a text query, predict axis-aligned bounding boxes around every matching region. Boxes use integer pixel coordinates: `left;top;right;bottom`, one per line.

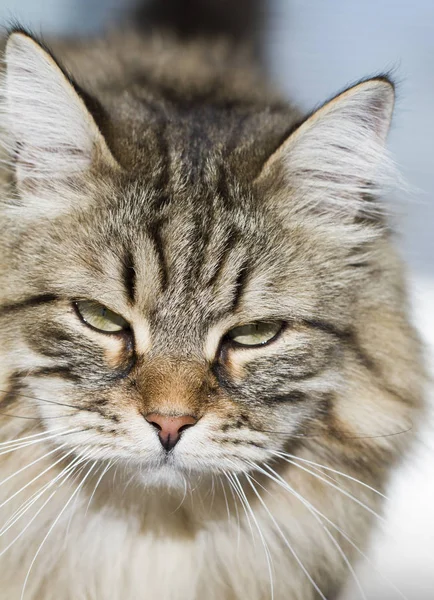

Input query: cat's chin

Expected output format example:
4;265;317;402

134;462;206;491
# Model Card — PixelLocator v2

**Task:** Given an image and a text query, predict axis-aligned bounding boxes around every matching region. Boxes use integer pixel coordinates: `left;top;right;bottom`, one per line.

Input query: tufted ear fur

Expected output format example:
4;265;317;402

255;78;397;227
2;31;118;195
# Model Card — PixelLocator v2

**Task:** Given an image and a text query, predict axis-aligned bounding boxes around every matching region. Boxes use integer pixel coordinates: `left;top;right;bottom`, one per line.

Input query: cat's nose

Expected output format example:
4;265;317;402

145;413;197;451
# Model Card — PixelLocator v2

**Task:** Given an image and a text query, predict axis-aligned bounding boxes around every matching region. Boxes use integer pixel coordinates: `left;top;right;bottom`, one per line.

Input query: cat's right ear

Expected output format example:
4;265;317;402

3;31;118;195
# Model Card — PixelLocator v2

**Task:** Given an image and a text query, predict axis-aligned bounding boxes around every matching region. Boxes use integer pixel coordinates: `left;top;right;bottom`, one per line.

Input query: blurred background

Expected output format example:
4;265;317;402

1;0;432;276
268;1;434;278
0;1;432;598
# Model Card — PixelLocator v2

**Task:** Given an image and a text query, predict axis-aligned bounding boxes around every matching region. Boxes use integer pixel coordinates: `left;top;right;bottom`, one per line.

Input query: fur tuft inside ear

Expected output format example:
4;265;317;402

256;78;400;224
2;31;117;186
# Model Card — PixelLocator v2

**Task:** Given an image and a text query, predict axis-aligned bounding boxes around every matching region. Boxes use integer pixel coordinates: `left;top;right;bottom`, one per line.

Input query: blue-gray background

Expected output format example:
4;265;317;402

0;0;432;276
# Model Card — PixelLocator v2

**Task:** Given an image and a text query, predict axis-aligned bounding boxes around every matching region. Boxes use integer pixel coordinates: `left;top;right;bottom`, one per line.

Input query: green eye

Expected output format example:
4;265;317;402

227;321;283;347
75;301;129;333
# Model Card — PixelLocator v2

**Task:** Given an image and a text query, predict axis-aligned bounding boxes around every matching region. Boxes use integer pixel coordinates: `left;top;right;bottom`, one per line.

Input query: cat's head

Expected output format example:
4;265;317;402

0;32;420;488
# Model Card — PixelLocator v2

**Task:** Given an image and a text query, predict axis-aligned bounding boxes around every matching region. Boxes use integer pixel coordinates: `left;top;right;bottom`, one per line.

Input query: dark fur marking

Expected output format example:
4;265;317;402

206;232;238;289
230;260;250;314
0;294;58;316
147;219;169;290
302;319;349;340
122;249;137;304
31;366;80;382
346;331;414;406
264;391;306;405
245;440;265;449
93;398;109;406
0;372;23;410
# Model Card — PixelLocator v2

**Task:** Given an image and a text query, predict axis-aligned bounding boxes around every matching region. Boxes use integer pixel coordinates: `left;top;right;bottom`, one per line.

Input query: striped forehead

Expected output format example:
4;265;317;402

122;206;256;343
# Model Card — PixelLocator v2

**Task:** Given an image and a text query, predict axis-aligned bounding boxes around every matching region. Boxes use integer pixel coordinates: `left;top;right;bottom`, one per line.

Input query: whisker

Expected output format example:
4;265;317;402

170;474;189;515
0;428;85;458
250;463;367;600
0;388;79;410
230;471;275;600
208;473;216;512
0;435;86;510
274;451;388;500
252;461;409;600
0;411;73;420
85;459;113;516
0;448;83;536
223;471;241;550
219;475;232;525
255;423;414;440
0;490;58;559
225;472;255;541
64;456;98;545
0;442;70;490
20;458;97;600
0;425;73;448
270;452;385;523
244;470;327;600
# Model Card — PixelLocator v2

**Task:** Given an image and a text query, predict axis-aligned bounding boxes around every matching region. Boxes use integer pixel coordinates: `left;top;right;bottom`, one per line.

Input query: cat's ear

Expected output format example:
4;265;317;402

3;31;118;189
255;78;396;225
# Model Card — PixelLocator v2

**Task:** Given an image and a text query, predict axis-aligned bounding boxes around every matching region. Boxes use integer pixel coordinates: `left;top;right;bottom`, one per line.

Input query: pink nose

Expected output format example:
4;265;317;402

145;413;197;451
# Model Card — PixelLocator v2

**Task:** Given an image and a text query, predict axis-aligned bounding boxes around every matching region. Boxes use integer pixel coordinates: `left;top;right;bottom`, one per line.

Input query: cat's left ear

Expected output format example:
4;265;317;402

255;78;396;224
3;31;118;189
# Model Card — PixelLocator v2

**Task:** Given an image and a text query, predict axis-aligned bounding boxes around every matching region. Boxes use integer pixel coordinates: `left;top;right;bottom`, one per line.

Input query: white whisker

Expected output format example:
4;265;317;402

0;450;86;555
223;471;241;551
274;451;388;500
244;470;327;600
171;474;189;515
252;461;408;600
85;459;113;516
0;449;77;513
225;472;255;541
0;427;83;457
0;443;83;511
271;452;385;523
230;471;274;600
0;490;57;559
219;476;231;525
0;442;69;489
20;458;98;600
253;463;367;600
0;448;85;537
0;425;73;448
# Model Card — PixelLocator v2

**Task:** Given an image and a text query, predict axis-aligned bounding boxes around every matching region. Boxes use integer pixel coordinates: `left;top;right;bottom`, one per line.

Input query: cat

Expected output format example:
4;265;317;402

0;0;425;598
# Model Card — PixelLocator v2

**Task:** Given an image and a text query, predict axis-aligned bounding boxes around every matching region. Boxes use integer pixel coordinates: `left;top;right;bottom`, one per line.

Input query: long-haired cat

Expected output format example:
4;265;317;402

0;1;425;598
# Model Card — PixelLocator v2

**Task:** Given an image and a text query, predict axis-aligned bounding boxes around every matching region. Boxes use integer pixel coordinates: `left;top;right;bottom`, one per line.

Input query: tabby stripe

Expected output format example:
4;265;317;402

305;321;414;405
122;249;137;304
263;391;307;405
302;319;349;340
230;261;250;313
0;294;58;316
206;233;238;289
0;372;22;409
31;366;80;382
147;219;169;290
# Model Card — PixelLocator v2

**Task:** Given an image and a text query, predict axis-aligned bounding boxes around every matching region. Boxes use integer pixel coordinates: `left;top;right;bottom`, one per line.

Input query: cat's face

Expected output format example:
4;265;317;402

5;173;351;483
1;33;414;488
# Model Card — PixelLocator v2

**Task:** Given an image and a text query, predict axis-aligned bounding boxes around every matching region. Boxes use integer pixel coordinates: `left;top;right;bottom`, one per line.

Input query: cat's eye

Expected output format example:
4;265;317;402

74;301;129;333
227;321;284;347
